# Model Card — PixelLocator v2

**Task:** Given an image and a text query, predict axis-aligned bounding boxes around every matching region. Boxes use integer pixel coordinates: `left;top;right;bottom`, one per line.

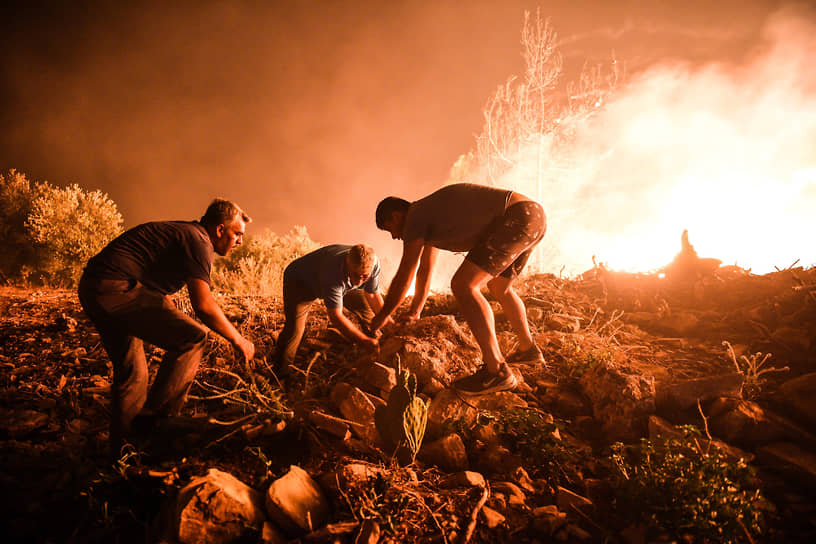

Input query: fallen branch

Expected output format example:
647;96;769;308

403;489;449;544
304;351;322;391
459;483;489;544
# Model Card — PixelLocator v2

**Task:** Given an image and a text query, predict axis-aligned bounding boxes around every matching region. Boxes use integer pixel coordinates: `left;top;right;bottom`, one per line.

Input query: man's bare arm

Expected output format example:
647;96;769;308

407;244;437;320
371;238;424;331
325;305;377;347
187;278;255;363
365;292;394;327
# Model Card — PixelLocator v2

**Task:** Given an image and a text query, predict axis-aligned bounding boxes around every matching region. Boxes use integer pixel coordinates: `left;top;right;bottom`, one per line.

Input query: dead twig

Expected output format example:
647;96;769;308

586;306;602;329
569;503;606;533
459;484;489;544
403;489;449;544
304;351;322;391
596;309;624;335
207;414;257;426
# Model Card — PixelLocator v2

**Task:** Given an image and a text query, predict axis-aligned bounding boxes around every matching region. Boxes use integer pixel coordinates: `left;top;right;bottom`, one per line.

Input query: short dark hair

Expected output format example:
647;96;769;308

200;198;251;227
375;197;410;229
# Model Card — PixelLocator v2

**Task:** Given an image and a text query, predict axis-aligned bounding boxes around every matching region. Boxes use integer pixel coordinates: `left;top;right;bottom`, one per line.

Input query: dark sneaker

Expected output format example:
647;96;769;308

454;364;518;396
506;345;545;365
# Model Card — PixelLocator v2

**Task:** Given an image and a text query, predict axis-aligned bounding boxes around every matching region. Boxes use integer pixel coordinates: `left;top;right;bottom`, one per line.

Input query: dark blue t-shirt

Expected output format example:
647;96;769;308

285;244;380;309
84;221;213;295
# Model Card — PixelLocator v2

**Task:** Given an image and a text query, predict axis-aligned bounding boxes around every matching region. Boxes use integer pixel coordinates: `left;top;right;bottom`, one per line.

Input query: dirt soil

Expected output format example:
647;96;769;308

1;265;815;543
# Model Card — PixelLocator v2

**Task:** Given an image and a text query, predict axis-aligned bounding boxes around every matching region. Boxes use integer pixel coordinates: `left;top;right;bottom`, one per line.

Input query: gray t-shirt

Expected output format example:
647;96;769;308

84;221;213;295
285;244;380;309
402;183;512;252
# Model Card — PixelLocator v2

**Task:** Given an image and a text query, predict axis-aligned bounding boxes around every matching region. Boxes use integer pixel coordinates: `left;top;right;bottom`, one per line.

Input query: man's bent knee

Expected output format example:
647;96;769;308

487;276;514;298
450;274;473;299
180;328;208;352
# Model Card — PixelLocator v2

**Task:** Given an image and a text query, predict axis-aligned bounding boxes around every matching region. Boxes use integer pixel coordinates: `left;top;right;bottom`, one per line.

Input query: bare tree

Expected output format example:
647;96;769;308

475;9;562;185
455;9;621;271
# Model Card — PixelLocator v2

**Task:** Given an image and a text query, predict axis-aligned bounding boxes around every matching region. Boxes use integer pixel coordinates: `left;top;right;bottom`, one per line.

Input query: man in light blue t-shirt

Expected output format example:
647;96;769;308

273;244;390;370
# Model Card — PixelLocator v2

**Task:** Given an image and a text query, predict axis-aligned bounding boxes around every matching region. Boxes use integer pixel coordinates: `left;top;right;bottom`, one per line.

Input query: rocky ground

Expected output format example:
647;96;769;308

1;263;815;543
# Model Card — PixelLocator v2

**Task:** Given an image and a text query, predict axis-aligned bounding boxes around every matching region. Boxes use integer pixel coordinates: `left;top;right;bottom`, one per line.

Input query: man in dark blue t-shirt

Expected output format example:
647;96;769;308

78;198;254;455
274;244;389;370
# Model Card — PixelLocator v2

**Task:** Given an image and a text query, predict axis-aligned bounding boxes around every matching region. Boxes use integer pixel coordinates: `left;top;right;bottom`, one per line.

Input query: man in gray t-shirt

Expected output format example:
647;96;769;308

274;244;389;370
371;183;547;396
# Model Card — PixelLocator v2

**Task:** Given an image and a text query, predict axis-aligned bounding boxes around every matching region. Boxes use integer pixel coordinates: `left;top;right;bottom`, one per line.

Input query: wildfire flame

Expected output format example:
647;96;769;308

501;9;816;276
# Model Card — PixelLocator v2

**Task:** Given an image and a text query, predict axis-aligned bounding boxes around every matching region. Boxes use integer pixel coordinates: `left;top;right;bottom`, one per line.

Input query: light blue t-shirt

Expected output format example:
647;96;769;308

284;244;380;309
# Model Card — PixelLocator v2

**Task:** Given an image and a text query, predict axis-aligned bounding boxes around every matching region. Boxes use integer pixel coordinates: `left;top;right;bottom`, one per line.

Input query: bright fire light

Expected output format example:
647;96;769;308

495;10;816;276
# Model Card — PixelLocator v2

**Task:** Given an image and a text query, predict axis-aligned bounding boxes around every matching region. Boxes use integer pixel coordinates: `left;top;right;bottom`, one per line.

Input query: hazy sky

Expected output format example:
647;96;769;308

1;0;812;275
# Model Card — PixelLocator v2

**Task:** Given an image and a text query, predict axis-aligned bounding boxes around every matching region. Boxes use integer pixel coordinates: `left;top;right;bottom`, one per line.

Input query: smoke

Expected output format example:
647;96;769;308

1;0;530;289
3;1;812;287
504;4;816;276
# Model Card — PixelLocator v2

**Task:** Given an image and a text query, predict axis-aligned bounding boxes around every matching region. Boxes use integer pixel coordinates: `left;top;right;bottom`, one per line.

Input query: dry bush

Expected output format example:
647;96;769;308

0;169;43;282
1;169;123;286
211;225;319;297
26;183;123;286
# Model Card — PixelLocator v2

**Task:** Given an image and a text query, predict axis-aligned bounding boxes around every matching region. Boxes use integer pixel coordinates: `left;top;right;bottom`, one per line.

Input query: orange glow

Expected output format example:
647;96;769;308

494;10;816;276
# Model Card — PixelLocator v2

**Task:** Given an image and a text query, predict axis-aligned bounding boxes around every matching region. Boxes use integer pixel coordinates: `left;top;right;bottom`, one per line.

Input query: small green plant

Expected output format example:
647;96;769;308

495;407;585;486
374;358;428;465
561;339;615;380
723;341;789;399
440;410;494;445
609;426;768;542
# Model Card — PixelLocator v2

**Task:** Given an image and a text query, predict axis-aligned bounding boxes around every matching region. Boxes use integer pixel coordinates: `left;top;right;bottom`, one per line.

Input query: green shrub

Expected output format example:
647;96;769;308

25;183;123;286
495;407;586;486
211;225;319;297
609;427;768;542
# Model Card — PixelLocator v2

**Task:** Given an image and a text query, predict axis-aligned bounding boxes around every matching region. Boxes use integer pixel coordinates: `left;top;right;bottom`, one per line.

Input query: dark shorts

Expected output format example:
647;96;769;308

466;200;546;278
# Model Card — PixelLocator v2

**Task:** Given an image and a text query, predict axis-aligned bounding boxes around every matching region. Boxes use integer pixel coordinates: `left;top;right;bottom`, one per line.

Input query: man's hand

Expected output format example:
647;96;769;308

399;311;421;325
370;311;388;334
361;335;379;352
233;336;255;365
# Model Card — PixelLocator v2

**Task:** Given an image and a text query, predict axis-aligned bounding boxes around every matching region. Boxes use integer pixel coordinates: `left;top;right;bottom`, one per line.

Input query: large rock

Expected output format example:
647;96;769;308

319;462;385;495
655;311;700;336
307;410;352;440
425;387;528;440
418;433;469;472
655;372;744;413
648;415;754;462
756;442;816;490
536;381;590;417
176;468;266;544
708;397;816;449
707;398;786;447
330;382;379;444
357;361;397;395
579;360;656;442
377;315;481;387
265;465;330;536
775;372;816;427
